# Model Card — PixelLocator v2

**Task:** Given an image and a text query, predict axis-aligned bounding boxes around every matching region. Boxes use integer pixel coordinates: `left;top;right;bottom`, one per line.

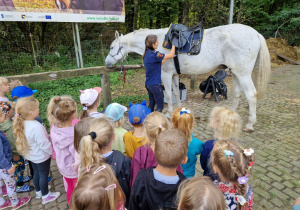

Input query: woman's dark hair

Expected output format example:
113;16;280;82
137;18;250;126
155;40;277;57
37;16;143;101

142;35;158;62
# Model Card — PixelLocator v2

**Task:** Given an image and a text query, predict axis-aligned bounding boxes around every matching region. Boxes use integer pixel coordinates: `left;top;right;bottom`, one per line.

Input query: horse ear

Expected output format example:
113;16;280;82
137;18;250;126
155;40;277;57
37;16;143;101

115;31;120;40
121;34;123;36
129;102;133;108
141;100;147;106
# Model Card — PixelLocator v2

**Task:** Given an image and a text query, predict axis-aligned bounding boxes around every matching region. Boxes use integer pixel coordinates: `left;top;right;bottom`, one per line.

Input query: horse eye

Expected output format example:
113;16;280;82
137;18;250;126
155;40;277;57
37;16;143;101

110;47;113;50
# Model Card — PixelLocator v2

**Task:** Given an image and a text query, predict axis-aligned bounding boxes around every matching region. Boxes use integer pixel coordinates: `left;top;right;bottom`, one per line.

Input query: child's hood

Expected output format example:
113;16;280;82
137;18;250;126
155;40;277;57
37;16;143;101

51;125;74;149
0;121;13;133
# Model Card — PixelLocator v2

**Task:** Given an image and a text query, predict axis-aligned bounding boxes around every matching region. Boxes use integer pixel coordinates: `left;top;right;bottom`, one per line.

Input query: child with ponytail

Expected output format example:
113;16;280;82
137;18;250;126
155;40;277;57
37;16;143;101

200;106;242;181
47;96;78;204
172;107;203;178
130;112;183;188
13;97;60;205
80;117;131;208
70;163;125;210
211;140;254;210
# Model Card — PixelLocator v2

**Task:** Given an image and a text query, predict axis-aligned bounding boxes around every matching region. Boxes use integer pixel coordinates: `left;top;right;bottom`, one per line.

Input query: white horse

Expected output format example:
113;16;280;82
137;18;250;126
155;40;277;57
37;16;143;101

105;24;271;132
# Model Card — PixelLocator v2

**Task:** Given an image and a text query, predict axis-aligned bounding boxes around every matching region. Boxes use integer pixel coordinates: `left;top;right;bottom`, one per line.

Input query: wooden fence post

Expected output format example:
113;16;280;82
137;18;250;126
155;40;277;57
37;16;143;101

101;71;112;109
190;74;197;90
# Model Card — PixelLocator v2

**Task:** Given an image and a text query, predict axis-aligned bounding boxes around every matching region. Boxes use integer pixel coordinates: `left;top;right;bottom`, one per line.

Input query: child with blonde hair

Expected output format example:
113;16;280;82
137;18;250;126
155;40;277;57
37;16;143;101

130;112;183;188
47;96;78;204
176;176;226;210
80;117;131;208
200;106;242;180
79;87;103;119
13;97;60;204
0;102;34;193
8;80;23;92
172;107;203;178
105;103;127;153
129;128;188;209
0;77;10;102
211;140;254;210
74;117;94;154
123;100;151;159
70;163;125;210
0;106;31;209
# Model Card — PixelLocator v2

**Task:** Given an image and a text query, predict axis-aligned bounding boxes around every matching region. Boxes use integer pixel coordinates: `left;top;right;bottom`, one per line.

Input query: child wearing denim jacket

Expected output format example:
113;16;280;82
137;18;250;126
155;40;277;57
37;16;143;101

0;106;31;209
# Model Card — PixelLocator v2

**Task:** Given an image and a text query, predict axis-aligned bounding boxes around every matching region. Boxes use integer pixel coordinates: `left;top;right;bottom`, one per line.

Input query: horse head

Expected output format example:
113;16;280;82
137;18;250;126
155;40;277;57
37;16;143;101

105;31;128;67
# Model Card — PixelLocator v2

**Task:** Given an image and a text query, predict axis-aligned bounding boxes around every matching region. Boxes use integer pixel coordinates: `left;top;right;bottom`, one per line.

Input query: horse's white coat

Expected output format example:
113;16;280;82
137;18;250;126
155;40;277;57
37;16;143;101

105;24;271;131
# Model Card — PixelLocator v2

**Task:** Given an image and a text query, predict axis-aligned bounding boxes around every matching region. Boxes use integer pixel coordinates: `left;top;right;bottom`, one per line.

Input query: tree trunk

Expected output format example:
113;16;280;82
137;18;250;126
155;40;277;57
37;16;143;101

183;0;189;25
133;0;138;30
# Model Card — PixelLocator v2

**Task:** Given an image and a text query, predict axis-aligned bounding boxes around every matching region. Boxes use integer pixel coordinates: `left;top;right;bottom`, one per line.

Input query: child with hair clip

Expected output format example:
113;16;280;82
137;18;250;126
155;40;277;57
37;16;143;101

200;106;242;181
176;176;226;210
79;87;103;119
172;107;203;178
13;97;60;204
47;96;78;204
105;103;127;153
73;117;94;174
129;128;188;210
130;112;183;188
0;106;31;209
0;102;34;193
211;140;254;210
123;100;151;160
0;77;10;102
70;163;126;210
80;117;131;208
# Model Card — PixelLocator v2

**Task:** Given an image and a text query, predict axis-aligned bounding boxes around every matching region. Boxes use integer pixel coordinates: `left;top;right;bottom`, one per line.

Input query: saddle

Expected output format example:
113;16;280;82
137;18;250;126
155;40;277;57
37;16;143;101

169;22;202;49
163;22;204;55
199;70;228;102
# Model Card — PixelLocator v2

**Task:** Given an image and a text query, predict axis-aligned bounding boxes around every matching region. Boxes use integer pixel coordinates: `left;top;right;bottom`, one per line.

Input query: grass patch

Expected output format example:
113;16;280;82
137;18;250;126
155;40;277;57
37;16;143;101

26;69;145;129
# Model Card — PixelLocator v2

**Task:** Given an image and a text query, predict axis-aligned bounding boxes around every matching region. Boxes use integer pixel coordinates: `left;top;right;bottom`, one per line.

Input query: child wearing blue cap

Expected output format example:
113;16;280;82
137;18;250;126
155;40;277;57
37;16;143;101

123;101;151;160
11;86;38;102
105;103;128;154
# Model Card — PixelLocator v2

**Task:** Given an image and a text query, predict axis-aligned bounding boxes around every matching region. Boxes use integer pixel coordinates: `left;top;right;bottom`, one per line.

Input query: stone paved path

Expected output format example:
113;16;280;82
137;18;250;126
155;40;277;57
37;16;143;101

17;65;299;210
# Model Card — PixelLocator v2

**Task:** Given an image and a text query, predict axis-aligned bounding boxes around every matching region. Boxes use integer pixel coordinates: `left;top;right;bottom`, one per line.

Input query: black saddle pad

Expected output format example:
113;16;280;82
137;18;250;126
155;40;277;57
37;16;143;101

162;23;205;54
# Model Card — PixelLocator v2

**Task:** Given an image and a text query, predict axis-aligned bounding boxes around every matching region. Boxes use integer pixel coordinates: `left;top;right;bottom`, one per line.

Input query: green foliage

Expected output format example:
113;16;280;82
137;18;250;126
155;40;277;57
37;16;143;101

28;70;138;129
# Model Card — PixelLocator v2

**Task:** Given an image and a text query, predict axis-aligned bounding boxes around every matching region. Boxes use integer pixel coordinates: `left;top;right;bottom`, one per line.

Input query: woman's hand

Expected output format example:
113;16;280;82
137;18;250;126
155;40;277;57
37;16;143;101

7;166;15;175
163;45;176;60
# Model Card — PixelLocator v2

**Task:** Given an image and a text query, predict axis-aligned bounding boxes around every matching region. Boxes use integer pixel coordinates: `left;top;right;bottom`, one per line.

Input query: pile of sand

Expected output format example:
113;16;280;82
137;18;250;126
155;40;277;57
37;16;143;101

266;38;300;67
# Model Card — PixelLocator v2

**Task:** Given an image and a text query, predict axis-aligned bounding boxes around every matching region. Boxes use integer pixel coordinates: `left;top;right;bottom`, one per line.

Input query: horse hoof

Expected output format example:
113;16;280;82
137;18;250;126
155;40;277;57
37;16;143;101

242;128;254;133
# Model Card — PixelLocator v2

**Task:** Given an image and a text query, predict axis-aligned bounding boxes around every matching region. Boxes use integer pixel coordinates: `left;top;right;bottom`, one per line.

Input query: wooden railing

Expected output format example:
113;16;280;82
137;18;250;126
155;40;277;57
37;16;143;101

5;65;144;108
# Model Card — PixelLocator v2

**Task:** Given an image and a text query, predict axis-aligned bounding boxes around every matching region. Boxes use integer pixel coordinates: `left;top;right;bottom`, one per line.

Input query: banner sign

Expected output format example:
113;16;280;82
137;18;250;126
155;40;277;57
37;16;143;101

0;0;125;22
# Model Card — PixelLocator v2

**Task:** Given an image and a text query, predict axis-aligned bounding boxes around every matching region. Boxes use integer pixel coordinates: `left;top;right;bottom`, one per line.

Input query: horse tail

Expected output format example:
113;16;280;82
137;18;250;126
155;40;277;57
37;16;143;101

253;33;271;99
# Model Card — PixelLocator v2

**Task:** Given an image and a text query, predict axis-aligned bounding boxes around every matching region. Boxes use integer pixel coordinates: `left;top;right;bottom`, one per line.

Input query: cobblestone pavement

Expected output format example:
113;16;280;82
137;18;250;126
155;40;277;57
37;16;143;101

17;65;299;209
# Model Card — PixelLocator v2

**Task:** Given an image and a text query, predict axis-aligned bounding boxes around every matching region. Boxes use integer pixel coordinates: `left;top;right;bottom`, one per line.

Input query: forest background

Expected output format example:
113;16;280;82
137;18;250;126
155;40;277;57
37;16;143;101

0;0;299;128
0;0;299;75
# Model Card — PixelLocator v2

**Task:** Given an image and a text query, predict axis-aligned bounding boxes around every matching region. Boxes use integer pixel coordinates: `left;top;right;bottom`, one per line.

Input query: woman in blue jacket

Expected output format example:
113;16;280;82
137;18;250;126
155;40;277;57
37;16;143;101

143;35;175;112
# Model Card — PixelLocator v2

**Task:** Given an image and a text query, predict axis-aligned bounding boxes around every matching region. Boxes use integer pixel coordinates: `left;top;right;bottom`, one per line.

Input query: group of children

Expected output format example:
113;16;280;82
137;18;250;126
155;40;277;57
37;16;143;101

0;76;255;210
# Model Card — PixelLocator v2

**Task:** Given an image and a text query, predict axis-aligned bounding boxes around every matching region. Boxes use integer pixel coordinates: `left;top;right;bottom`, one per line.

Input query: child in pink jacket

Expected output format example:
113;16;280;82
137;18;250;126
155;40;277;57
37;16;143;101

47;96;78;204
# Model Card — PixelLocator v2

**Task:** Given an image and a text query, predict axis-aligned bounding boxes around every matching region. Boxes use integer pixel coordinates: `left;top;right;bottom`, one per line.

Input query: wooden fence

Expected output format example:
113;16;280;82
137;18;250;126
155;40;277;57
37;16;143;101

5;65;198;108
5;65;144;108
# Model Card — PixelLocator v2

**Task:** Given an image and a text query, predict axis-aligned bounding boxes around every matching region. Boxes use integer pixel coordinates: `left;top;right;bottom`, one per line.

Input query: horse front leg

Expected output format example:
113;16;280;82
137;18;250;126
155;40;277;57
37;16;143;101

161;71;173;118
231;74;242;110
172;74;182;107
